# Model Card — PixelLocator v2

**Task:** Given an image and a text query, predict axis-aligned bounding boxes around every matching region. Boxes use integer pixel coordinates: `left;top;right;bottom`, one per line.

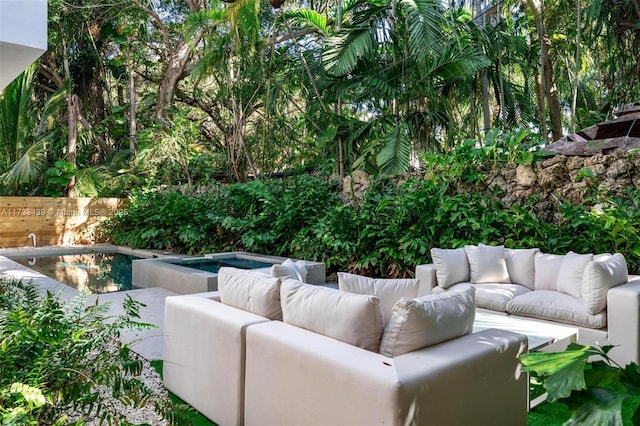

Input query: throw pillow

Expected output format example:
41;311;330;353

557;251;594;299
218;267;283;320
379;287;476;358
280;279;384;352
504;248;540;290
534;253;565;291
271;258;308;283
430;248;470;288
464;244;511;284
337;272;420;324
582;253;628;315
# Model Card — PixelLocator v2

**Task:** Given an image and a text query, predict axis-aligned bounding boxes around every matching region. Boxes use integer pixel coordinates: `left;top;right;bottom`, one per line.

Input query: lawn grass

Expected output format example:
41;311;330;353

150;360;216;426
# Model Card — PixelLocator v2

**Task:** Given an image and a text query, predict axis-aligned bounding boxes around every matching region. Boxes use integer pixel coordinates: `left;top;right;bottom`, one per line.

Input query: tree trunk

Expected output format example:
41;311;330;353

66;95;78;198
155;40;195;125
128;45;138;155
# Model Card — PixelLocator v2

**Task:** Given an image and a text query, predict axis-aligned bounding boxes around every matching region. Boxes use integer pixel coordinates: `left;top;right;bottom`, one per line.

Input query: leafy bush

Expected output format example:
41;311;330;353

0;278;171;425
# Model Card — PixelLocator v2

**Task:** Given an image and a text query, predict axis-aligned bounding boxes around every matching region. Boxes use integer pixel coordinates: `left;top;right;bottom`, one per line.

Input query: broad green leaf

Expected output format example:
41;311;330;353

564;388;625;426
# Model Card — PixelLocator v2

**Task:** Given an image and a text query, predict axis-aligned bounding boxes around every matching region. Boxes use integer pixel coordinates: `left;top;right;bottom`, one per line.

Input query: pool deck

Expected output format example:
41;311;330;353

0;246;178;360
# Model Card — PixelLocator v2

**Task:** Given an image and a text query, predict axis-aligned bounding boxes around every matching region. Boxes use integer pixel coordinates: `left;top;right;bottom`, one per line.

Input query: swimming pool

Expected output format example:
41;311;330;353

13;252;140;293
178;257;275;273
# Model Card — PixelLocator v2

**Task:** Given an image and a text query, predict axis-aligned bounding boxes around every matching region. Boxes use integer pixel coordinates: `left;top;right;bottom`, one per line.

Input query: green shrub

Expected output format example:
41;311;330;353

0;278;171;425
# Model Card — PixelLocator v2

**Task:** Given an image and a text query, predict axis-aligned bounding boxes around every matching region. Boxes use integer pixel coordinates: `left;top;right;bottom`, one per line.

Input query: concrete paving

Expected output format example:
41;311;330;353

0;252;175;361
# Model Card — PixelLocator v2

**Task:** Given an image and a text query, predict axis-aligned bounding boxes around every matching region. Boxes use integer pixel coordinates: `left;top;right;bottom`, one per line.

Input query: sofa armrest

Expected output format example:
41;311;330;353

607;277;640;365
190;290;221;301
245;322;527;426
163;295;269;426
415;263;438;296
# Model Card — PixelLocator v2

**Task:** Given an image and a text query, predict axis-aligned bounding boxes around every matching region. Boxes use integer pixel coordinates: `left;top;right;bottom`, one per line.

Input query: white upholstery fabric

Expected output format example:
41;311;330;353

557;252;593;299
505;248;539;289
582;253;628;314
379;287;475;357
473;283;531;312
280;279;384;352
465;245;511;284
534;253;565;291
337;272;419;324
506;290;606;329
244;322;528;426
218;267;283;320
430;247;470;288
271;258;308;282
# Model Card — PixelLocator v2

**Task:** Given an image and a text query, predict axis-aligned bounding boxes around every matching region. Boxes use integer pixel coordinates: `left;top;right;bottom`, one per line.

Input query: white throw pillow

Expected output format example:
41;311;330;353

464;244;511;284
337;272;419;324
271;258;308;283
582;253;628;314
430;248;470;288
505;248;540;290
557;252;594;299
280;279;384;352
218;267;283;320
534;253;565;291
379;287;476;358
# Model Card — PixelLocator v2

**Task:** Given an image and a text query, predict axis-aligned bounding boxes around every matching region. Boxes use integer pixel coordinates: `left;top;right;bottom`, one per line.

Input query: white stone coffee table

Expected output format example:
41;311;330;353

473;309;578;351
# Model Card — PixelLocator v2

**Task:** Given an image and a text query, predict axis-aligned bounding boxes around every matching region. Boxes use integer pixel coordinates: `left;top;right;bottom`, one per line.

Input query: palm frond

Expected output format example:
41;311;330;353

2;139;46;185
285;10;329;34
376;122;411;174
324;27;376;76
400;0;446;62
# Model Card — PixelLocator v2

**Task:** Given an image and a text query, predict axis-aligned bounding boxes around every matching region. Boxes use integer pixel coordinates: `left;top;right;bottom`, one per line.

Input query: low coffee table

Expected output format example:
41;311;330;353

473;309;578;351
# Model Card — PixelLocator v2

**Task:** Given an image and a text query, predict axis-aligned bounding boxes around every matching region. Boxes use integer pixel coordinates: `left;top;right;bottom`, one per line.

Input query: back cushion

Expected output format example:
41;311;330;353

379;287;476;358
430;248;470;288
557;252;593;299
534;253;565;291
280;279;384;352
582;253;628;314
505;248;539;290
218;267;283;320
464;244;511;284
271;258;308;282
338;272;419;324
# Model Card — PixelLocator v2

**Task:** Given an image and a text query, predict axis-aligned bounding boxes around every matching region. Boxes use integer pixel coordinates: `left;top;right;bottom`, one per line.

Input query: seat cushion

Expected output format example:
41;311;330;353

473;283;531;312
464;245;511;284
218;267;283;320
280;279;384;352
379;287;476;357
505;248;539;290
337;272;420;324
506;290;606;329
430;248;470;288
582;253;628;314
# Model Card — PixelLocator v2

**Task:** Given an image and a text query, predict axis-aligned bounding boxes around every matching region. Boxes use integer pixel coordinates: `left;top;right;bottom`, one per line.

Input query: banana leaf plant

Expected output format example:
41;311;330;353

520;343;640;425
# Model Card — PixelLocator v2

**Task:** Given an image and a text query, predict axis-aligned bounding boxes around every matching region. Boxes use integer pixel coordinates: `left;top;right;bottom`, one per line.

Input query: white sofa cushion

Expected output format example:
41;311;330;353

271;258;308;283
430;248;470;288
280;279;384;352
379;287;475;357
506;290;606;329
505;248;539;290
557;252;594;299
582;253;629;315
464;245;511;284
534;253;565;291
337;272;419;324
218;267;283;320
434;283;530;312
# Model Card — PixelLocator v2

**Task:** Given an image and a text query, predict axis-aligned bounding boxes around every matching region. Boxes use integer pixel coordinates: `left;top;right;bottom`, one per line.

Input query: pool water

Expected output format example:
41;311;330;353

14;252;139;293
178;257;275;273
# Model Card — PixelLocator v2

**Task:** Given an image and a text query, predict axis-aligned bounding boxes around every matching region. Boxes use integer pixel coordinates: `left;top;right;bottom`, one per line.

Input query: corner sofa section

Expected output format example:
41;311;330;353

163;266;528;426
416;245;640;366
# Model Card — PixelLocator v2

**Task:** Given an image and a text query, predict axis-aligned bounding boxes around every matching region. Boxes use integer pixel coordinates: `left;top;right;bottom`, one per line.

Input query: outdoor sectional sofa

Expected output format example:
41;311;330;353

416;244;640;366
163;266;528;426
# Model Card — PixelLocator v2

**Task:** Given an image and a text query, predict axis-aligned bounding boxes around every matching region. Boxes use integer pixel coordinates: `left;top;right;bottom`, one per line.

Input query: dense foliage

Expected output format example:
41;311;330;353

1;0;639;194
0;278;173;425
103;145;640;275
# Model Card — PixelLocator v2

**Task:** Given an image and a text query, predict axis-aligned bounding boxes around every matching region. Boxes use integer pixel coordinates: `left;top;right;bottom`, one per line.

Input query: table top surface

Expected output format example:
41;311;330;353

473;310;578;351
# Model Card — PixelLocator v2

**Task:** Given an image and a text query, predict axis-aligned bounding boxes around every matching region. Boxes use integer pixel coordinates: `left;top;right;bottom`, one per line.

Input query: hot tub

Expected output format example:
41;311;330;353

132;251;326;294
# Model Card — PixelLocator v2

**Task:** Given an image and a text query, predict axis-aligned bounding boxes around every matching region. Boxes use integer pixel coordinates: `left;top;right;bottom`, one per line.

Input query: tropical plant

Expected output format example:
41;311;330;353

521;343;640;425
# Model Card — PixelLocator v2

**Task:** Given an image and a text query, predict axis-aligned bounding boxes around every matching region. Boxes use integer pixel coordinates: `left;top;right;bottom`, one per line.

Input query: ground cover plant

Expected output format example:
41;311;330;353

0;278;175;425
